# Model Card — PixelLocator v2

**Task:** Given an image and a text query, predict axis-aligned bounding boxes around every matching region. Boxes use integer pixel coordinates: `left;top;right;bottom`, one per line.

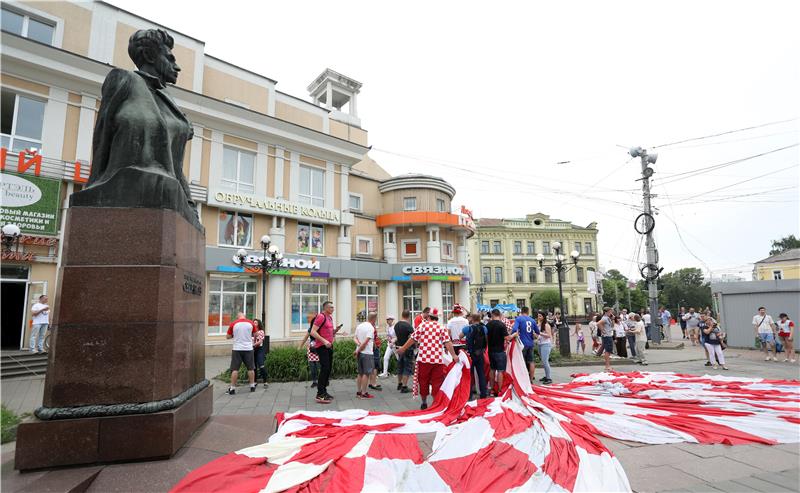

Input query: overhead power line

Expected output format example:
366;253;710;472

652;117;798;149
672;164;799;204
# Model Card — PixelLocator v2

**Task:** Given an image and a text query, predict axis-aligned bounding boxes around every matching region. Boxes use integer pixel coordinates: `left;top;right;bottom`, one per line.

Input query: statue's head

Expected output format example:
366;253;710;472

128;29;180;85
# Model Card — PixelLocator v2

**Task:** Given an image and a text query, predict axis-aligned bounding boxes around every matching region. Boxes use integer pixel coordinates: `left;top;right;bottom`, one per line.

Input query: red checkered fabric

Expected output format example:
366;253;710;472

503;317;514;334
306;344;319;362
412;320;449;365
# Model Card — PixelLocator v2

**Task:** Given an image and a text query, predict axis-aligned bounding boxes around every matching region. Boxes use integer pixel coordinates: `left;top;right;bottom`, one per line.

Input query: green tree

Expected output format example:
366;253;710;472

657;267;712;312
769;235;800;256
531;289;562;313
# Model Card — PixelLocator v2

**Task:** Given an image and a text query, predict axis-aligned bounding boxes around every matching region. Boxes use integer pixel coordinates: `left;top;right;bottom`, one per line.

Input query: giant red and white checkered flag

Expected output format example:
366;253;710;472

173;341;799;492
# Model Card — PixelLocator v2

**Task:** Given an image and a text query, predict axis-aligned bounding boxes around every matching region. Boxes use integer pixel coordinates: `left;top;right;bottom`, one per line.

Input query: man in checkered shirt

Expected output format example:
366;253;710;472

396;307;456;410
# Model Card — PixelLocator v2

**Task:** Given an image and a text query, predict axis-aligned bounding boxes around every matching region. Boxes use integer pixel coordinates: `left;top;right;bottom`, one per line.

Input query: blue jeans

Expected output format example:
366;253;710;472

539;343;552;379
470;350;488;398
626;335;637;358
30;323;48;352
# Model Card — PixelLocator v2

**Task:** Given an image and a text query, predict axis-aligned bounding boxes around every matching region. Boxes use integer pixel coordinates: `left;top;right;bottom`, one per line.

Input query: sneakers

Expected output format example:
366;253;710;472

784;358;789;362
397;383;403;391
541;378;553;385
264;382;269;388
791;359;797;363
705;361;713;367
359;392;375;399
315;395;332;404
400;386;411;393
772;357;778;361
226;387;236;395
712;365;719;370
420;402;428;410
369;384;383;391
765;356;771;361
722;366;729;370
250;384;256;392
310;382;317;388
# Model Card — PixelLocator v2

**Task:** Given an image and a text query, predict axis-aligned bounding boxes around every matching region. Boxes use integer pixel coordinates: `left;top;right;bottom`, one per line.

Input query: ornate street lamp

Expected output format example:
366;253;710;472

536;241;580;357
1;224;22;253
233;235;283;352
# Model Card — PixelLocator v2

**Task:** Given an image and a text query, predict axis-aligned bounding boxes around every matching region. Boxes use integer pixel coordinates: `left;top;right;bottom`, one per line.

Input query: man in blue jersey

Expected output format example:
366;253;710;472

511;306;539;384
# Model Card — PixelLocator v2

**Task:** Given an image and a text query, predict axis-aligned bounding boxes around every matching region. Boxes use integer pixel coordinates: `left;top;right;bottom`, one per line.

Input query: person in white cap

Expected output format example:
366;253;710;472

379;314;397;378
447;304;469;354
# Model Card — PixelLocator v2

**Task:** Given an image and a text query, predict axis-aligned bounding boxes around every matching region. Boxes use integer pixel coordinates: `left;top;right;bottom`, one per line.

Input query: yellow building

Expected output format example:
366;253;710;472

0;0;473;353
753;249;800;281
467;213;600;316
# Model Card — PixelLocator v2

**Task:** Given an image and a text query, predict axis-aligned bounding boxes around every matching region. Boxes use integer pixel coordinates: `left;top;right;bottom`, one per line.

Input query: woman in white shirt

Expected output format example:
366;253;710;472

614;315;628;358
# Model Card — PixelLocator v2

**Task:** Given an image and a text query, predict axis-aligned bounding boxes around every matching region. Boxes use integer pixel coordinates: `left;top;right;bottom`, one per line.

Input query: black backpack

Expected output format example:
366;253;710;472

469;323;487;351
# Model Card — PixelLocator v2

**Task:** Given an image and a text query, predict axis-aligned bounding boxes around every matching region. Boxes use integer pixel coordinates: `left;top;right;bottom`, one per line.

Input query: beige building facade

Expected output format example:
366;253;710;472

467;213;600;316
753;249;800;281
0;0;473;353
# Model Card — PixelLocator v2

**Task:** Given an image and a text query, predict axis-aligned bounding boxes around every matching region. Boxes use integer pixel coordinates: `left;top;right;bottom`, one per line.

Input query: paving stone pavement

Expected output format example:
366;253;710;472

2;338;798;492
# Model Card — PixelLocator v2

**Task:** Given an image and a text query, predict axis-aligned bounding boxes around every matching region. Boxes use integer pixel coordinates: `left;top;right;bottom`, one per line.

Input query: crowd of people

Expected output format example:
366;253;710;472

221;302;796;401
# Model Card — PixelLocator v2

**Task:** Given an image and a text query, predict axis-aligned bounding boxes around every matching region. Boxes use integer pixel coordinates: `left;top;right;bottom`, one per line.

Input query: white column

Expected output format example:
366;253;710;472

188;124;203;184
75;95;96;163
338;225;351;258
268;275;285;341
256;142;268;196
88;3;116;64
325;161;335;209
384;228;397;264
428;281;443;313
288;151;300;202
386;281;399;319
426;226;441;263
274;146;284;199
457;233;470;311
325;82;333;110
208;130;224;187
340;167;349;211
350;93;358;117
337;278;352;334
41;87;67;160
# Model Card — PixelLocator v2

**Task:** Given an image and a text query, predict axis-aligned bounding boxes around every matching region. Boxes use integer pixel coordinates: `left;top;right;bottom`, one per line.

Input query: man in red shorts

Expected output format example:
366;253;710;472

396;308;456;410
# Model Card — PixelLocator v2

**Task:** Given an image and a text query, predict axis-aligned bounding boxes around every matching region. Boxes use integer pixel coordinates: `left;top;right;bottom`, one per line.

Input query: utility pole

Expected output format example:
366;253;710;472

627;287;632;311
630;147;663;343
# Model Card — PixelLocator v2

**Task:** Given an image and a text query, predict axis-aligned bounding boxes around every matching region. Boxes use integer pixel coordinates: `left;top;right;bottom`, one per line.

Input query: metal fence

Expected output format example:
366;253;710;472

712;279;800;348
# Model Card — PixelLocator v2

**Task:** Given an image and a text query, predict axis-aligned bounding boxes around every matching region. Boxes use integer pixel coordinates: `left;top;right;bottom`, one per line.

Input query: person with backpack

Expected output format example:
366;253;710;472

309;301;342;404
463;313;489;398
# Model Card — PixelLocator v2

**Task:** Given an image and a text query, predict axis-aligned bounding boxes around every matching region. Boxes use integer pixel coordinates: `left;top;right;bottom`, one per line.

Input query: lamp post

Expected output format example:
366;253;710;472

234;235;283;352
1;224;22;253
536;241;580;357
477;286;485;306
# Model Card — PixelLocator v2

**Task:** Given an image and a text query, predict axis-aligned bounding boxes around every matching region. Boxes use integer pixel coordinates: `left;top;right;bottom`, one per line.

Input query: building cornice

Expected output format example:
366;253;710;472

378;175;456;197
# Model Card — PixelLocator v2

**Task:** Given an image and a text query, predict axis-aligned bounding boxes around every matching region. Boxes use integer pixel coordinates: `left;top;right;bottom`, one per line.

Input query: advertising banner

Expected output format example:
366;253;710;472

0;171;61;235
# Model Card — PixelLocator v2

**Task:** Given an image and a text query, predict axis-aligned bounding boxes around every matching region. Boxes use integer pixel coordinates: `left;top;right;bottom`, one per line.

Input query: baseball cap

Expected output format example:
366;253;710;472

386;314;396;320
429;308;440;319
452;303;464;314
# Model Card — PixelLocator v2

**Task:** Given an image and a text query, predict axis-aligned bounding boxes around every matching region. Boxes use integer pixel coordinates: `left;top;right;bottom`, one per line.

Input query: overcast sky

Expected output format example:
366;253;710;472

114;0;799;281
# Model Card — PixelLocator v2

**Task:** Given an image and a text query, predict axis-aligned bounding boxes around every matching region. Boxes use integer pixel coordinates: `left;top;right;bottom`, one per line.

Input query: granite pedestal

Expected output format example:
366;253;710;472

15;207;211;471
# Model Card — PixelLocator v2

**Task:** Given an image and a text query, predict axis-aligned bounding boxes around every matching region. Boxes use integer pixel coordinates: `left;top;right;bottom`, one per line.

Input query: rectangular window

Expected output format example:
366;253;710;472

297;223;324;255
527;241;535;255
207;278;257;335
356;236;372;256
356;283;378;323
575;242;582;255
402;239;420;258
441;282;455;322
529;267;537;283
290;280;329;332
514;267;523;283
513;241;522;254
349;193;362;211
516;298;527;309
403;197;417;211
1;89;45;152
585;242;593;254
441;240;454;259
218;211;253;247
490;299;499;308
436;198;446;212
493;241;502;254
1;7;55;45
544;267;553;283
299;165;325;206
221;146;255;193
482;267;491;284
494;267;503;284
402;282;422;321
481;241;489;254
543;242;551;255
773;270;783;280
577;266;585;283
